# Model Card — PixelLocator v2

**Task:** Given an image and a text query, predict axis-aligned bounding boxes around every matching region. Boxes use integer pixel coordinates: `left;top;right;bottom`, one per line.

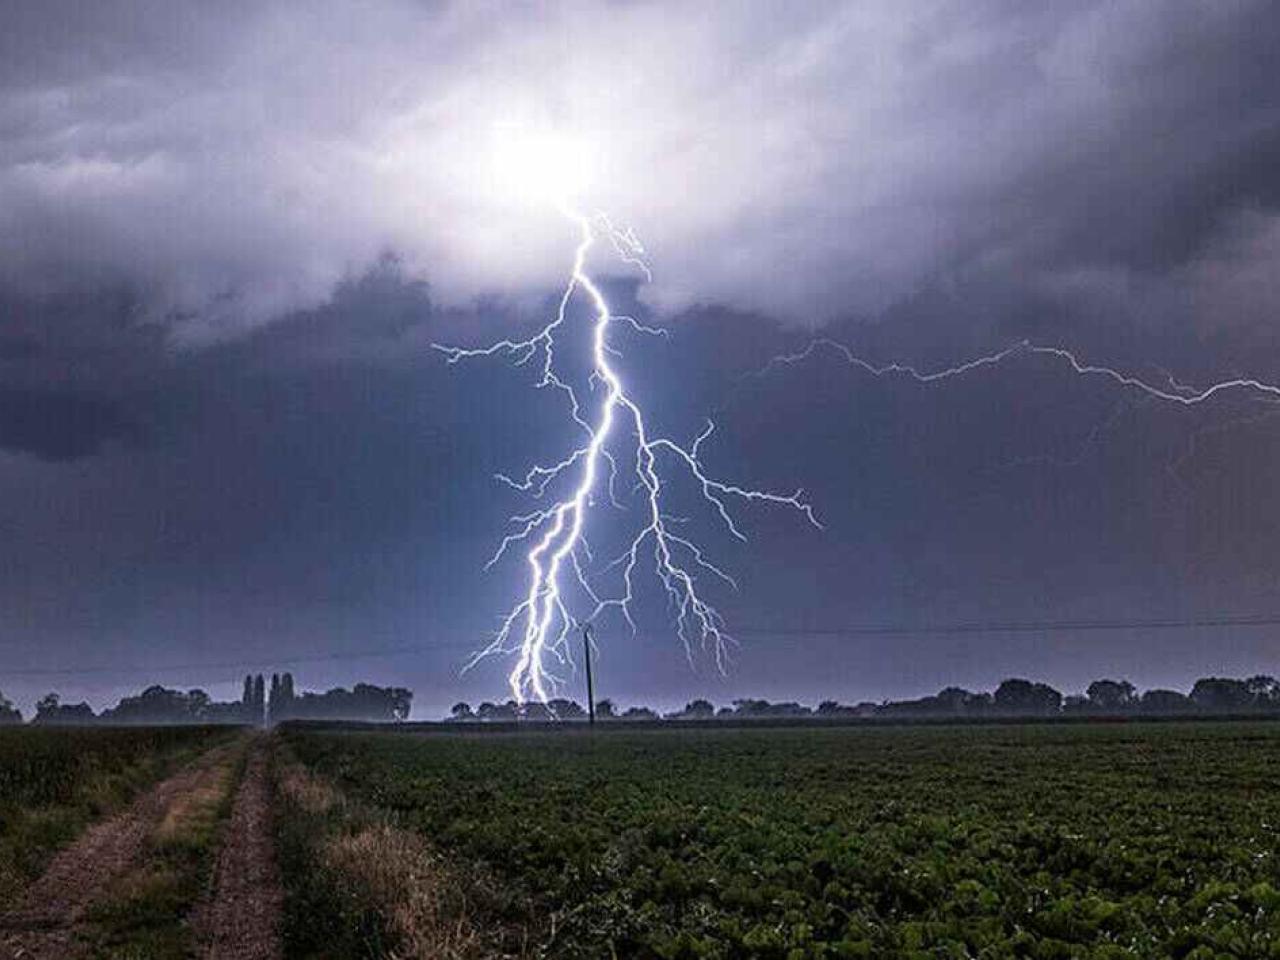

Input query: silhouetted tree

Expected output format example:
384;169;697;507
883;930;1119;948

242;675;254;708
289;683;412;723
679;699;715;719
0;690;21;725
268;673;281;724
876;687;988;717
546;698;586;719
1086;679;1138;713
1140;689;1192;714
1245;675;1279;707
596;698;615;719
1062;694;1089;714
477;700;519;722
252;675;265;725
32;692;96;725
450;701;474;721
620;706;658;721
280;672;295;720
99;685;210;725
732;698;811;717
993;678;1062;715
1190;677;1252;712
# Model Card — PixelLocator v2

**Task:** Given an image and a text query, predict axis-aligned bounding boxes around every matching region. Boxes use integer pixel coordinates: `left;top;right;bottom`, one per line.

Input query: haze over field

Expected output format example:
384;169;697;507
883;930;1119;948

2;1;1279;716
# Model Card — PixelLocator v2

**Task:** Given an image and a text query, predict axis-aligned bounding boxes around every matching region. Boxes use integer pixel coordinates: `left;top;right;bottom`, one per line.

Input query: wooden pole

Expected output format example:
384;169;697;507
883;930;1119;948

583;623;596;726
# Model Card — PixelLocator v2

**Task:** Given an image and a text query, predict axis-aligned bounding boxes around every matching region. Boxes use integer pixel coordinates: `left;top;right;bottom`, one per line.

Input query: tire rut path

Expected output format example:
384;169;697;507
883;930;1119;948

196;741;283;960
0;742;236;960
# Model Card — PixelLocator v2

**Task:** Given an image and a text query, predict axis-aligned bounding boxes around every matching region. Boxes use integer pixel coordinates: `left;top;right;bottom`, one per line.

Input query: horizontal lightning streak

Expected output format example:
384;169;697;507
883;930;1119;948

763;338;1280;406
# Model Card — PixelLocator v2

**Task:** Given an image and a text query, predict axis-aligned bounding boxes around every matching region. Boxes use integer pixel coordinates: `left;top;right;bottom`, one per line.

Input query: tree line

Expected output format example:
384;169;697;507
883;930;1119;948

445;674;1280;722
0;673;412;726
3;672;1276;726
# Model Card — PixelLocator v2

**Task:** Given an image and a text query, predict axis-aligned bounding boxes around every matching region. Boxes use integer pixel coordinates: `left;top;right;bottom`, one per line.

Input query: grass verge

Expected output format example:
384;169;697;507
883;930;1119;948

0;725;238;909
274;746;530;959
81;737;249;959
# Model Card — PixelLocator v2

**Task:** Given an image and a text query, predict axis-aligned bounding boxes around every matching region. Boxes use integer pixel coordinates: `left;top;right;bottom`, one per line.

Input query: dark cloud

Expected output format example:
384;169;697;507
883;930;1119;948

2;2;1280;715
0;387;134;460
0;1;1276;327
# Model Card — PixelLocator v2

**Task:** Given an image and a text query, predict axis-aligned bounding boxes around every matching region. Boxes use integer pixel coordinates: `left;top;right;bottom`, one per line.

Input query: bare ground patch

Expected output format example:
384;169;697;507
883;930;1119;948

194;742;283;960
0;740;241;960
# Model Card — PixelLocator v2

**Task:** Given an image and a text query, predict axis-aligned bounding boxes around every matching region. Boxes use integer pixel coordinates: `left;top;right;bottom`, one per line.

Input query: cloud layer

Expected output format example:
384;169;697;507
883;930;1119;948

2;0;1277;336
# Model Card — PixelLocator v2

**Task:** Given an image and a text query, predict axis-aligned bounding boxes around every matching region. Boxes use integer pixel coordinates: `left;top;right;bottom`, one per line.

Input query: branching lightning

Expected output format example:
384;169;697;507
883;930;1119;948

761;337;1280;472
435;206;819;704
761;338;1280;406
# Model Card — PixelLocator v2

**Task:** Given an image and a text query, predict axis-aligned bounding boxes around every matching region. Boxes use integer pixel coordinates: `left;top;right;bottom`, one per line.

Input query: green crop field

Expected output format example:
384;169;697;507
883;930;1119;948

0;724;232;906
280;722;1280;959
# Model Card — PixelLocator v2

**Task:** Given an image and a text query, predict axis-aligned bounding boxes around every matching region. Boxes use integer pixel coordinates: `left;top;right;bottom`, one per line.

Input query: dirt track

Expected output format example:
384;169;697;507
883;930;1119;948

196;743;283;960
0;736;283;960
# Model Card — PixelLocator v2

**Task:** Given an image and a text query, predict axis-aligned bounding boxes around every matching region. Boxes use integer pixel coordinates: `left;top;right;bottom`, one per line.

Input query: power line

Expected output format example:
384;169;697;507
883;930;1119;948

0;640;478;678
733;612;1280;638
4;611;1278;679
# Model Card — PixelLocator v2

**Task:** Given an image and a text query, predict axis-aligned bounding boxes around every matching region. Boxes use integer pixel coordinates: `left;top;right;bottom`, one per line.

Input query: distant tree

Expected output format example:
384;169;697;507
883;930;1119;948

595;698;615;719
965;692;993;714
732;698;810;718
450;701;474;721
268;673;281;724
241;675;254;708
994;679;1062;715
547;698;586;719
288;683;412;723
477;700;519;722
0;690;21;725
877;687;985;718
1190;677;1252;713
620;706;658;721
252;675;265;725
1245;675;1279;708
816;700;842;716
279;673;296;720
682;699;715;719
935;687;975;714
32;692;96;726
99;685;209;725
1062;694;1090;715
521;701;554;722
1140;688;1192;714
1085;679;1138;713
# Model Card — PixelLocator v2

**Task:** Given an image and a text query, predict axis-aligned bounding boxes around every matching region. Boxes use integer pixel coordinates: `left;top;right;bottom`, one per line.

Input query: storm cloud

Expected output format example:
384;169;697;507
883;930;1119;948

2;1;1277;332
2;1;1280;715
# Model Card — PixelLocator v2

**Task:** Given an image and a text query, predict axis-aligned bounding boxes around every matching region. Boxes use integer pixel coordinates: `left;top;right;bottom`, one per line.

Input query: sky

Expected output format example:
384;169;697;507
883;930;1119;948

2;0;1279;717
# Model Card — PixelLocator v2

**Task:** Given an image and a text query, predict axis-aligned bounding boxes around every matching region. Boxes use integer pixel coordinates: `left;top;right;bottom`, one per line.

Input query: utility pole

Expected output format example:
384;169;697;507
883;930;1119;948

583;622;596;726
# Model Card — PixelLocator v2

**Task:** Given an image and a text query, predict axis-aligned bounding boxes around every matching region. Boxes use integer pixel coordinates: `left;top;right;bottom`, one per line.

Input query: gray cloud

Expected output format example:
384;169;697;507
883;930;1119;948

0;387;133;459
4;2;1280;715
1;1;1276;337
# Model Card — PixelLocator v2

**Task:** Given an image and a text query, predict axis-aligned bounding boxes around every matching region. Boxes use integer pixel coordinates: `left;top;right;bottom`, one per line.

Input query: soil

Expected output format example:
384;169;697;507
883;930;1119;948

0;747;228;959
195;743;283;960
0;736;285;960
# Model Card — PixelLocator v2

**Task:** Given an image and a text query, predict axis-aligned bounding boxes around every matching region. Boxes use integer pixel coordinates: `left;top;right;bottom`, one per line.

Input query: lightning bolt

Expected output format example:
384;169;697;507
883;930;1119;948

761;338;1280;405
760;337;1280;470
435;206;819;704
